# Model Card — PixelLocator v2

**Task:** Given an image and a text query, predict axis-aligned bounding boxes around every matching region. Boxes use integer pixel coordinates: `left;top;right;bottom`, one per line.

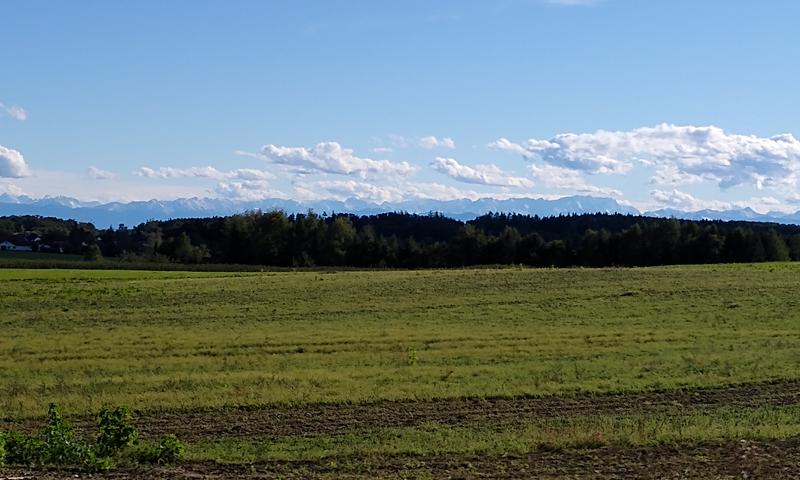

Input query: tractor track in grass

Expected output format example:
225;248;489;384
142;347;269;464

98;378;800;440
4;378;800;441
4;438;800;479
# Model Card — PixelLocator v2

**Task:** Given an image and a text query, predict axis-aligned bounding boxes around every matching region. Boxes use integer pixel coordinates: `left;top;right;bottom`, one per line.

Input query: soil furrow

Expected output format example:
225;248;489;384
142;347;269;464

4;378;799;441
128;378;800;440
3;437;800;479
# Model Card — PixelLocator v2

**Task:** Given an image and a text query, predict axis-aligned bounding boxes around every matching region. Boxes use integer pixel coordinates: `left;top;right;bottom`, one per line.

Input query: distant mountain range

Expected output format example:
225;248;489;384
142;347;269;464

645;207;800;224
1;193;800;226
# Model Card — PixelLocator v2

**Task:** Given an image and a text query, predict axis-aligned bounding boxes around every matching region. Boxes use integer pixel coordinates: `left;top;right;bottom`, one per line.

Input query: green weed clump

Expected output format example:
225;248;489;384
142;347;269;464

95;406;139;457
129;434;186;465
2;404;106;470
0;403;185;471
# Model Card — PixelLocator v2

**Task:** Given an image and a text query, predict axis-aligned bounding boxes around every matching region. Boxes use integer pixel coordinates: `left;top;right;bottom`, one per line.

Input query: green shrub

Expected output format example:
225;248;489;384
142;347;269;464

4;431;46;466
96;406;138;457
132;434;186;465
0;403;183;471
39;403;95;467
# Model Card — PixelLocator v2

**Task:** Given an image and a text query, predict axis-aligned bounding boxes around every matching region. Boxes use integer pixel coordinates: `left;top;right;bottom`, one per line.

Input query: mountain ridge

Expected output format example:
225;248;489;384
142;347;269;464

1;194;799;227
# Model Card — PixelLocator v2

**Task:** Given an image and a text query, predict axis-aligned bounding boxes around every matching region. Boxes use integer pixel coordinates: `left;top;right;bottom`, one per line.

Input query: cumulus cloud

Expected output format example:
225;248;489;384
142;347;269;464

293;178;484;204
651;189;713;211
0;145;31;178
651;189;784;213
0;102;27;121
259;142;417;178
403;181;484;201
489;136;631;175
387;134;411;149
135;166;273;181
431;157;533;188
491;124;800;189
649;165;707;186
215;180;276;200
528;164;622;196
380;134;455;150
0;181;25;196
87;166;116;180
135;166;280;201
294;179;406;204
13;170;210;203
419;136;456;149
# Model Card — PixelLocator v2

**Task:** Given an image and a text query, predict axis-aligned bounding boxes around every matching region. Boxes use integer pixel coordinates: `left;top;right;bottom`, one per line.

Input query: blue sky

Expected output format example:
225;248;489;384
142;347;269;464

2;0;800;212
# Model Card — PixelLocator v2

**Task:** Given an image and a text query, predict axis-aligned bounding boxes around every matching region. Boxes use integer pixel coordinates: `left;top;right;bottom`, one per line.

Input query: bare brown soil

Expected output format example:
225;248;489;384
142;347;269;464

5;378;795;441
4;380;800;479
3;438;800;479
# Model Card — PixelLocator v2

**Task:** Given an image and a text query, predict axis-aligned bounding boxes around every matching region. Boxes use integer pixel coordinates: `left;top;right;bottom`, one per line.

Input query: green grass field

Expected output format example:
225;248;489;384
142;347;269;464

2;264;800;475
3;264;800;414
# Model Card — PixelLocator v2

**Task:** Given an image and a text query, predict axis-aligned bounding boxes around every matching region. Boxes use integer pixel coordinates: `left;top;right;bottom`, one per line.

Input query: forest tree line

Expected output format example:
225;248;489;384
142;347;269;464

3;211;800;268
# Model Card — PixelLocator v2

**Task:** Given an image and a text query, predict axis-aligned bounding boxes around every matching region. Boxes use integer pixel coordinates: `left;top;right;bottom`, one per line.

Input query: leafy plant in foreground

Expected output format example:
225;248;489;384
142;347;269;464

130;434;186;465
40;403;96;467
0;403;185;471
3;431;46;466
2;404;108;470
96;405;139;457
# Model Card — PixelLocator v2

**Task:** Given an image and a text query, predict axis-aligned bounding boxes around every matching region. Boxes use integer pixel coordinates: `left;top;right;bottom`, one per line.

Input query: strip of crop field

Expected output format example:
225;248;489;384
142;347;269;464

186;405;800;462
4;417;800;478
2;265;800;418
5;379;796;441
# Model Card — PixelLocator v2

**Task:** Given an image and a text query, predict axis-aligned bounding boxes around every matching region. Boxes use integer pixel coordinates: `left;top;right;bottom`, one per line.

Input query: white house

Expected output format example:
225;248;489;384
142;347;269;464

0;241;33;252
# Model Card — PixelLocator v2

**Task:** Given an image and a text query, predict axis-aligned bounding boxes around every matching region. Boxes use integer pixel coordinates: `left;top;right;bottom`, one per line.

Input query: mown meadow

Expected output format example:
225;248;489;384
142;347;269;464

2;264;800;471
2;264;800;415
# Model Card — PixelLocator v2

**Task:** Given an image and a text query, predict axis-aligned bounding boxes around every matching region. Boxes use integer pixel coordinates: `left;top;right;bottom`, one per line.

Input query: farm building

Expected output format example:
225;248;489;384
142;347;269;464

0;240;33;252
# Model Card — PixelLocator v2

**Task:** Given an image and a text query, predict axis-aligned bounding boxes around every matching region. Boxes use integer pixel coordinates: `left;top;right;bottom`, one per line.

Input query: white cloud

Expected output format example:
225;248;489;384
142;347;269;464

651;189;710;211
87;166;116;180
403;182;484;201
0;145;31;178
431;157;533;188
785;193;800;205
0;181;25;196
214;180;279;201
134;166;273;181
489;135;632;175
420;136;456;149
651;189;786;213
0;102;27;121
13;169;210;203
492;124;800;189
387;134;410;149
259;142;417;178
528;164;622;196
649;165;707;186
293;178;485;204
380;134;456;150
294;179;406;204
134;165;279;200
